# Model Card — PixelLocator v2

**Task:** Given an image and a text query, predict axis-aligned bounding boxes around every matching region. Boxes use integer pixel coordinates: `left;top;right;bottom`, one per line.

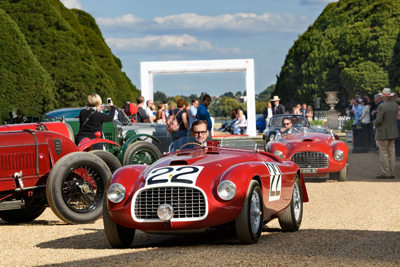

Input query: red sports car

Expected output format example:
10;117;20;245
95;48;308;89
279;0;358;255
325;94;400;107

103;137;309;247
266;130;348;181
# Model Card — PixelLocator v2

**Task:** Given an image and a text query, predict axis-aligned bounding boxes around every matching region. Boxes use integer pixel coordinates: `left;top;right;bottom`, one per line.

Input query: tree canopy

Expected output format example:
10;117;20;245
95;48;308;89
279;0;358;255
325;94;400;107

274;0;400;108
0;0;139;120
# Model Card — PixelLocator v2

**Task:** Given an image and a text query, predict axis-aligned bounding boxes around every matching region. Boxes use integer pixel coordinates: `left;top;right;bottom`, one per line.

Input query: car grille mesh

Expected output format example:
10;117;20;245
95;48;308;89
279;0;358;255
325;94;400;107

135;187;206;219
291;152;329;168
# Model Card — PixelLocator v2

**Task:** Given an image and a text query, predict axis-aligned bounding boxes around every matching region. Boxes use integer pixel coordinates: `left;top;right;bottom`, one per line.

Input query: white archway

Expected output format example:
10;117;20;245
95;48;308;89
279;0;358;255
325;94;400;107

140;59;256;136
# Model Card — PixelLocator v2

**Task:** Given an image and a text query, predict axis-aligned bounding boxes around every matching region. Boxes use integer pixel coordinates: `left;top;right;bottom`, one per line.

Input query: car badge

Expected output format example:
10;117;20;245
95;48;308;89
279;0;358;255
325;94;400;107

307;145;310;147
54;139;62;155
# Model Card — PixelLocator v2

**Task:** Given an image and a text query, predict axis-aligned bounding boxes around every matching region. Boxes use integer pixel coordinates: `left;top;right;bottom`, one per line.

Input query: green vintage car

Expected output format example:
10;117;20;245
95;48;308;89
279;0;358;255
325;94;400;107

46;107;172;166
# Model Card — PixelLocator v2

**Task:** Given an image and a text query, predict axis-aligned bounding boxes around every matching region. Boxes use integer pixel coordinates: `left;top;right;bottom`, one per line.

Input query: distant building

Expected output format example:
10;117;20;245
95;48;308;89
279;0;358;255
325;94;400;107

238;96;247;103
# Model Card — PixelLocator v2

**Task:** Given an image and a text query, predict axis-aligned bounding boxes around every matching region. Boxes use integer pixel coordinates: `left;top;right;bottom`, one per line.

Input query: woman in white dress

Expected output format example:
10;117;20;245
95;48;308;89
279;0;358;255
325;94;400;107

235;109;247;135
306;105;314;121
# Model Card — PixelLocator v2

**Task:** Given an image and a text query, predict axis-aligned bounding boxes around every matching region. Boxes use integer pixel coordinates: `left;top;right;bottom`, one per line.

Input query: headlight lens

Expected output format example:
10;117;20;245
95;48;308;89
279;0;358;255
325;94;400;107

273;150;284;159
157;204;174;221
269;134;275;141
217;181;237;201
107;183;126;203
334;150;345;161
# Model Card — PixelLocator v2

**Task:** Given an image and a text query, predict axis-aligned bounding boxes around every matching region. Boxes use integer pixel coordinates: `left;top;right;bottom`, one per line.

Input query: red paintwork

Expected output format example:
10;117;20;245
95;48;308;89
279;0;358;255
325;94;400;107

106;145;308;232
0;129;79;194
267;131;348;177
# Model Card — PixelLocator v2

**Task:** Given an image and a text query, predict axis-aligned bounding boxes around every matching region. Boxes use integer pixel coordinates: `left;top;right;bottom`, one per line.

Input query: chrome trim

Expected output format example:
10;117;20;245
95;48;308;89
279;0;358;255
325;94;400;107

290;152;329;169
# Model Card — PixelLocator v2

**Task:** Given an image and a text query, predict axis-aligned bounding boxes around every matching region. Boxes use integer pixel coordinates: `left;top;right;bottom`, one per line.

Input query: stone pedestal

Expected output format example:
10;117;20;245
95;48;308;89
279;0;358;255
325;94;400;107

326;110;340;130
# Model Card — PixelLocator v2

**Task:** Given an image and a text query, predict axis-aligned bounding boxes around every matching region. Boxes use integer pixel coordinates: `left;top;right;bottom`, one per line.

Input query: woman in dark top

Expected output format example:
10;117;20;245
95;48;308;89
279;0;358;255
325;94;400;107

171;98;189;141
75;93;116;149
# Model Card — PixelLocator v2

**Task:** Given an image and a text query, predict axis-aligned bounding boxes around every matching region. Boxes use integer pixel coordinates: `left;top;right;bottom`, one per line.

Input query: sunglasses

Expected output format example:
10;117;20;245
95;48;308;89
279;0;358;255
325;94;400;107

282;123;290;126
192;130;207;135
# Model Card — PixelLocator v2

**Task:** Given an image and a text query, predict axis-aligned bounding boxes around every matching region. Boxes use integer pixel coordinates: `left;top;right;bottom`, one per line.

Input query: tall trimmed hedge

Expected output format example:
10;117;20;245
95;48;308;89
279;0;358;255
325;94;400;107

0;0;139;118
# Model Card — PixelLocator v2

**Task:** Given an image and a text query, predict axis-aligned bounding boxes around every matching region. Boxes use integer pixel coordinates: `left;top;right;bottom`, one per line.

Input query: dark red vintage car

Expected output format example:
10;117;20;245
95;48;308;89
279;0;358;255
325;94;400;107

103;137;309;247
0;122;121;224
265;130;348;181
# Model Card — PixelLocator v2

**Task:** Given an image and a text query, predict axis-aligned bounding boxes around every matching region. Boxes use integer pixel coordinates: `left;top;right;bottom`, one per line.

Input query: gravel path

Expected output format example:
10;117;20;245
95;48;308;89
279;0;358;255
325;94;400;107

1;145;400;267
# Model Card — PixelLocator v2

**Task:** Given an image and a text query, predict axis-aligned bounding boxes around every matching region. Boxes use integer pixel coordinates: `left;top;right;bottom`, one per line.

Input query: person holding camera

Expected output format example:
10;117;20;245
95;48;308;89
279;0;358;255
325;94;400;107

75;93;116;150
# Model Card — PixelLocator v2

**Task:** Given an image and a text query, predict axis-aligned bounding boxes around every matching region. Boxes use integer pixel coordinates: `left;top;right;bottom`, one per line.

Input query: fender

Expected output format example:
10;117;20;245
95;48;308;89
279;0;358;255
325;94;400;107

118;133;161;160
298;171;309;202
107;164;147;211
78;138;120;152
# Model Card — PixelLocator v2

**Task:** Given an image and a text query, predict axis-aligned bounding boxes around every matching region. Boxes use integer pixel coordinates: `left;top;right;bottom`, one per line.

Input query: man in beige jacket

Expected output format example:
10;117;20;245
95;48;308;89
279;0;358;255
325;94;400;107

373;88;399;179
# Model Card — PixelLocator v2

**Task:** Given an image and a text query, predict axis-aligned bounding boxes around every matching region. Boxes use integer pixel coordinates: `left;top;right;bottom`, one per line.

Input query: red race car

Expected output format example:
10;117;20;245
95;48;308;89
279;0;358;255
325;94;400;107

0;122;121;224
266;130;348;181
103;137;309;247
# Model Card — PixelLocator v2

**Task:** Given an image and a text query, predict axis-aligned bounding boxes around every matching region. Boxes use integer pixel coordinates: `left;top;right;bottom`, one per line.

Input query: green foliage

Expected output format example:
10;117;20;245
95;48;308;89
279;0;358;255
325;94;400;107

0;8;55;120
275;0;400;106
0;0;139;115
309;119;325;127
342;119;354;131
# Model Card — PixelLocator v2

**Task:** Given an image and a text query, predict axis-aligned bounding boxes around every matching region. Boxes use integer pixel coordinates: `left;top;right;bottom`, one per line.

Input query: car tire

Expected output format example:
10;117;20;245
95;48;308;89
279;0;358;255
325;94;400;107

0;206;46;223
329;161;348;182
46;152;111;224
278;175;303;231
235;180;263;244
103;201;136;248
123;141;161;166
89;150;122;173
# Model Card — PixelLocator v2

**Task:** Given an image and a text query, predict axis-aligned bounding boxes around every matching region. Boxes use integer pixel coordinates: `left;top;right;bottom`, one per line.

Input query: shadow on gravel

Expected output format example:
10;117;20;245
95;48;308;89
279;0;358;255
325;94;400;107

36;227;400;266
0;219;66;226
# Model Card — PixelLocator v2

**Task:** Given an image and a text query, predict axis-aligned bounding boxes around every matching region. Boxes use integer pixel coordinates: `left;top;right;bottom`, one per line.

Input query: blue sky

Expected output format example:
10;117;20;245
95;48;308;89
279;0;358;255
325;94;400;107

61;0;338;98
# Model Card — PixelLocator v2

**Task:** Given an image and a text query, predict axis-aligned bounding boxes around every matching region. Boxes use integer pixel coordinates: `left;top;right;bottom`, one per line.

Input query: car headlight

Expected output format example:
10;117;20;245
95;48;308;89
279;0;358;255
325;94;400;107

269;134;275;141
107;183;126;203
273;150;283;159
217;181;236;201
334;150;344;161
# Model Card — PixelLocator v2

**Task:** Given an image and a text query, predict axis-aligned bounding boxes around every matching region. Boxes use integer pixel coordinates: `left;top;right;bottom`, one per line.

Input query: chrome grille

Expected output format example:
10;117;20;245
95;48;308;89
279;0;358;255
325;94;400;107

291;152;329;168
135;187;206;219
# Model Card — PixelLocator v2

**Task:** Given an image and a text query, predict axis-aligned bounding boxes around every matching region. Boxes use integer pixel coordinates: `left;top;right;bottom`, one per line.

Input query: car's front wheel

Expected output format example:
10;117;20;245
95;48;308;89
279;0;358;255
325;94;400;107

329;161;348;182
46;152;111;224
235;180;263;244
123;141;161;166
89;150;122;173
278;175;303;231
103;202;136;248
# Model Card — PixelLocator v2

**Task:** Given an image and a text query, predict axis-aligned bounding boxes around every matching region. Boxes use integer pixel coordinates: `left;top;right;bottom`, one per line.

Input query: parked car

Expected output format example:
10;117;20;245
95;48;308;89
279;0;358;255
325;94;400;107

256;114;266;133
0;122;120;224
263;115;336;150
45;107;173;166
265;130;348;181
103;137;309;248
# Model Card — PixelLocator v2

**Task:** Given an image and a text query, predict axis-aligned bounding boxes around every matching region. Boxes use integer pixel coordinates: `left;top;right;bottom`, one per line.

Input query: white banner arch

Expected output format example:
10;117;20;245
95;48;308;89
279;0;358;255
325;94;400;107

140;59;256;136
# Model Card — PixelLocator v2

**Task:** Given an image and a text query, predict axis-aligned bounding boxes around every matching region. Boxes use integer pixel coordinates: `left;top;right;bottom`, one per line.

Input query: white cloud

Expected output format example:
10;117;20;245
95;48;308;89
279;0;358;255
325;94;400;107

60;0;82;9
300;0;339;5
96;14;144;27
105;34;243;55
97;12;312;33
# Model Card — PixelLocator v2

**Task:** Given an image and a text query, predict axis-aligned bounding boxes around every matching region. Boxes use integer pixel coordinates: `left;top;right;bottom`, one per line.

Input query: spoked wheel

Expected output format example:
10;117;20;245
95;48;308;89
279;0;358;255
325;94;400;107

235;180;264;244
0;206;46;223
103;200;136;248
46;152;111;224
89;150;122;173
123;141;161;166
278;175;303;231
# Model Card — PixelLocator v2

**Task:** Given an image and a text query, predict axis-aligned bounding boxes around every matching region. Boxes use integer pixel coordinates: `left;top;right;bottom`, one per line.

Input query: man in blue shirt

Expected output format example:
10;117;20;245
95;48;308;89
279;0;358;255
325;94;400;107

353;100;363;122
196;94;212;140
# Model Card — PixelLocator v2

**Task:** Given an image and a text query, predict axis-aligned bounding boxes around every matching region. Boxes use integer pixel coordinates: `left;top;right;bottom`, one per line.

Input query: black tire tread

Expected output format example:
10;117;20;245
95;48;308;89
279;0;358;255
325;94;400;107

103;202;135;248
89;150;122;173
278;176;303;232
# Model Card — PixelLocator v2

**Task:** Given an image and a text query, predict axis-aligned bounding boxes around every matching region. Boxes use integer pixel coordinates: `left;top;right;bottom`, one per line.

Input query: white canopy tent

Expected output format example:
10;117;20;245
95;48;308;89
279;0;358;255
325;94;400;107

140;59;256;136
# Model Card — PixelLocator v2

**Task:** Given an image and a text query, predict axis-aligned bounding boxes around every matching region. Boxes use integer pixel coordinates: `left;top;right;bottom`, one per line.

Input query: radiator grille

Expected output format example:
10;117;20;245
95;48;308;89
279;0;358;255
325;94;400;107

135;187;206;219
1;152;35;172
291;152;329;168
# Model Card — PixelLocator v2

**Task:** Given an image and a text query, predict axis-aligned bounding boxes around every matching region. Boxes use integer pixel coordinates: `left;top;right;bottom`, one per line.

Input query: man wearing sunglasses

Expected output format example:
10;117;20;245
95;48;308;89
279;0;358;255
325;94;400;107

280;117;297;135
191;120;209;146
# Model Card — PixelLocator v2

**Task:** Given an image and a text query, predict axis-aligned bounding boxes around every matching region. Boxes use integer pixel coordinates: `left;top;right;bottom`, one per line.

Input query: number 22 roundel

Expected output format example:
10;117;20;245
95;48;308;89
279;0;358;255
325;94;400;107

264;162;282;201
145;166;204;187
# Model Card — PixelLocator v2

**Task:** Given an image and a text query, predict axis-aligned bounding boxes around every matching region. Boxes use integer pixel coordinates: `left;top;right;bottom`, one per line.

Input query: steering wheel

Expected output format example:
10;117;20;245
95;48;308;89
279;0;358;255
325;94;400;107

178;142;202;151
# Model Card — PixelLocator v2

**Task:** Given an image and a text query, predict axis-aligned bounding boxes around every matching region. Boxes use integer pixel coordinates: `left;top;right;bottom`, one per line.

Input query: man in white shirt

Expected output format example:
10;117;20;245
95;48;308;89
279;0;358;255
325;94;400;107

189;98;199;130
145;99;155;123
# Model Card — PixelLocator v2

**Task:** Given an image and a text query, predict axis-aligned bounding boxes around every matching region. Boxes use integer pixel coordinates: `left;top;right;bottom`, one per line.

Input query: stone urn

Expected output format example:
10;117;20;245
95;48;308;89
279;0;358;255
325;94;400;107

325;91;339;111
